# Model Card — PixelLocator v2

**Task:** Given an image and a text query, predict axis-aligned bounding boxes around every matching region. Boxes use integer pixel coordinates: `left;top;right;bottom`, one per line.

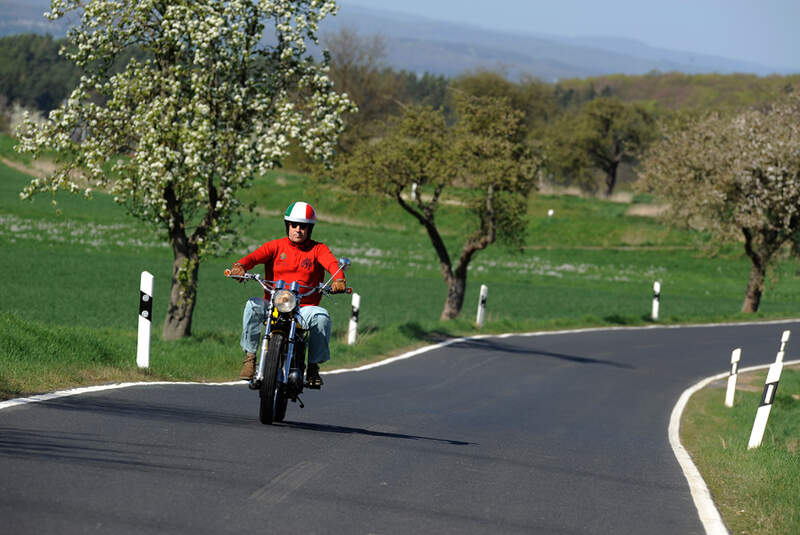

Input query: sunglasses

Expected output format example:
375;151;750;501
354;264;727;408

289;222;311;230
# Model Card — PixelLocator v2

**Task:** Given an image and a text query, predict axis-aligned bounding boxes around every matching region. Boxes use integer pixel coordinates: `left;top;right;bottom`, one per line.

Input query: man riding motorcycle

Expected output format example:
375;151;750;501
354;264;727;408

229;201;346;387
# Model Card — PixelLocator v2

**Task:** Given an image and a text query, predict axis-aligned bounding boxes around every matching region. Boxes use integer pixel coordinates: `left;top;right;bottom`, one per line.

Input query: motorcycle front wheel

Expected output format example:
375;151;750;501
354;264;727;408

259;332;284;425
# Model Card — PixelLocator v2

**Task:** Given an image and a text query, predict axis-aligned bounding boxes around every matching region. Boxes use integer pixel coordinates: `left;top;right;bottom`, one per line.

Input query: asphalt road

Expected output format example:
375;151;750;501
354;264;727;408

1;321;797;534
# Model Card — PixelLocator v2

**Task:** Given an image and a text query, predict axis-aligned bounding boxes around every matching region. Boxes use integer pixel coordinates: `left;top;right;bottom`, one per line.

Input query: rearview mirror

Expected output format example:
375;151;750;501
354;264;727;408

338;257;351;270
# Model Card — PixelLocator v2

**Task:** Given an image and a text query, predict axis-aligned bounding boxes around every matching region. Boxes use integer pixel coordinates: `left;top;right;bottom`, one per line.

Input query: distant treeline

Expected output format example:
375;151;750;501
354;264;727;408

0;34;80;113
556;71;800;111
3;32;798;126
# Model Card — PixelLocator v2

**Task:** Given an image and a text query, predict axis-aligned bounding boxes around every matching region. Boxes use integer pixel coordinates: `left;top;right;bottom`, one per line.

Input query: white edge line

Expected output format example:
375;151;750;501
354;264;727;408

668;358;800;535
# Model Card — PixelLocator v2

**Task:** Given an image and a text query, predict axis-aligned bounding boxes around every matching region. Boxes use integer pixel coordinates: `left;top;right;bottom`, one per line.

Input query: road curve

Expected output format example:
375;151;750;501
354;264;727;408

1;321;797;534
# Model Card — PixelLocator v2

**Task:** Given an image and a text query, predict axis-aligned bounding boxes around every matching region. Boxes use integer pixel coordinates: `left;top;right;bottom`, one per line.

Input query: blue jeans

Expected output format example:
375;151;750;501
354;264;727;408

240;298;331;365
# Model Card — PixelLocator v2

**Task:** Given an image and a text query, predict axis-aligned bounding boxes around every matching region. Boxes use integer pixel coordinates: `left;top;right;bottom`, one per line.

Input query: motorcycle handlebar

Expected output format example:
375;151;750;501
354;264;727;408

224;270;353;295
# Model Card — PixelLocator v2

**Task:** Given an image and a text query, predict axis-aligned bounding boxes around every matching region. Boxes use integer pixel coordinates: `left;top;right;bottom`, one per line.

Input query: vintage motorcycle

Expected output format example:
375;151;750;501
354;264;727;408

224;258;351;424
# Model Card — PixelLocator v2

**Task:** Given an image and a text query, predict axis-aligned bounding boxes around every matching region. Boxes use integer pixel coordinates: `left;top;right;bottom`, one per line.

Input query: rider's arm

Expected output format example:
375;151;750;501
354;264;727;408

237;239;279;271
317;243;346;288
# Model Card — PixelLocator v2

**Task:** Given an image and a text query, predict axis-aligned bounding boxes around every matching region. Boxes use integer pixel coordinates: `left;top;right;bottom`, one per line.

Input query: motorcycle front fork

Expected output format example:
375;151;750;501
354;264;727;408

252;308;303;389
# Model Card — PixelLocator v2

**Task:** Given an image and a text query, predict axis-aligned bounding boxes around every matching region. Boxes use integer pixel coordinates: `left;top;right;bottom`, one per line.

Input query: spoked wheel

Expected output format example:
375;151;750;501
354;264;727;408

259;332;284;425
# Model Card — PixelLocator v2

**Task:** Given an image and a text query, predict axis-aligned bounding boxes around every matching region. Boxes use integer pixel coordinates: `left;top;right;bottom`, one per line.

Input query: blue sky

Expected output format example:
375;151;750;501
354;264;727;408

342;0;799;72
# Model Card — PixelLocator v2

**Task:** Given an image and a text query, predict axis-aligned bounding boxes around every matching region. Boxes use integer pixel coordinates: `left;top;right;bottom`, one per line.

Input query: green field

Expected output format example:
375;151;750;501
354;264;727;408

3;131;800;397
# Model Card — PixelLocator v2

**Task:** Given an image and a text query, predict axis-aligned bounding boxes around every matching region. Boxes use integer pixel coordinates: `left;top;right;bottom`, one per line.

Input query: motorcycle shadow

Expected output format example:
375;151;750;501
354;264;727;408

278;421;476;446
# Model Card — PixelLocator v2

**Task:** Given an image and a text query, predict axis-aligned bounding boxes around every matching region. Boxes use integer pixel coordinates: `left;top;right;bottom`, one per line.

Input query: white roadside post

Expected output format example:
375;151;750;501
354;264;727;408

747;330;790;449
476;284;488;328
779;329;791;353
347;292;360;346
137;271;154;369
724;348;742;407
747;361;783;449
651;281;661;321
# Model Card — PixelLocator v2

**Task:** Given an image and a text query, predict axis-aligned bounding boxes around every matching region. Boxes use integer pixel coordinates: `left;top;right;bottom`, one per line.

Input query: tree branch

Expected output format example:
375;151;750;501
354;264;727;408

395;191;453;278
455;184;495;278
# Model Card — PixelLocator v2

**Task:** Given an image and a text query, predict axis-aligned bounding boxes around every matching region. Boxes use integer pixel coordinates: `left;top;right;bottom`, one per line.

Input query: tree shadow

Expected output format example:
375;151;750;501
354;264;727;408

399;321;452;343
449;338;636;370
0;426;230;473
37;395;254;427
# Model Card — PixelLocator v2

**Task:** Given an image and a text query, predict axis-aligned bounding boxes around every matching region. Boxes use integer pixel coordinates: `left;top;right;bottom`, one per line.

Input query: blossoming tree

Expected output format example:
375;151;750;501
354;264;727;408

638;93;800;313
17;0;353;339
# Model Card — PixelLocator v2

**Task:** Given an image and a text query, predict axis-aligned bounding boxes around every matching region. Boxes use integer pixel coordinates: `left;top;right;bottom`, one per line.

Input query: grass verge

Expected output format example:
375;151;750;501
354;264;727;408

681;366;800;534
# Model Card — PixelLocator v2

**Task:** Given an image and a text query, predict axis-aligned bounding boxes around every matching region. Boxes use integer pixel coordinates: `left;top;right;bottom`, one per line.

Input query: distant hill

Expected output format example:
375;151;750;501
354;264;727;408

328;3;786;80
1;0;789;81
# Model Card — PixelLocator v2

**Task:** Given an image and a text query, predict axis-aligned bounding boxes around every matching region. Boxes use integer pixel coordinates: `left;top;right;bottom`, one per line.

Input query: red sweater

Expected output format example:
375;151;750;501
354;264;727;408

237;237;342;306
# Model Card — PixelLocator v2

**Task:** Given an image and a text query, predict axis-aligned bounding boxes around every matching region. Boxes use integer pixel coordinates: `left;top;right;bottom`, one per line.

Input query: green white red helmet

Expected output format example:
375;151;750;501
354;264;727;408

284;201;316;224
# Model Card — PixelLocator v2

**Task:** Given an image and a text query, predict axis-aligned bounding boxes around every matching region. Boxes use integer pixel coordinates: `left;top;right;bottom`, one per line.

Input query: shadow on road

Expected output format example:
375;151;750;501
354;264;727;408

36;396;254;426
449;338;636;369
0;426;231;473
280;421;477;446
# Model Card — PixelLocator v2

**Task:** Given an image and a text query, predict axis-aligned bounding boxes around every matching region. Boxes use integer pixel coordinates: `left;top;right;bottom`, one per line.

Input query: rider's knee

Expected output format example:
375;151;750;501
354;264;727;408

243;298;267;324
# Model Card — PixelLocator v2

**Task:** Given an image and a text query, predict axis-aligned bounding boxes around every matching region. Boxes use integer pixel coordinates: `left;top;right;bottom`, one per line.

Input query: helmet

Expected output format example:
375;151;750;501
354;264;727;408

284;201;316;224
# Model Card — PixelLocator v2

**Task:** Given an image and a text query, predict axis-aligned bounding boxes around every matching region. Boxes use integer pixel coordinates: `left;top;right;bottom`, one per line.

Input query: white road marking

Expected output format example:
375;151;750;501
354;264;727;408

250;461;326;505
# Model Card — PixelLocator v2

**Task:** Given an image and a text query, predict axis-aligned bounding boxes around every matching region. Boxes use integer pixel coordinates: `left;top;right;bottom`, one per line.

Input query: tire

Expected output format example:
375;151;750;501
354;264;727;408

259;332;284;425
274;388;288;422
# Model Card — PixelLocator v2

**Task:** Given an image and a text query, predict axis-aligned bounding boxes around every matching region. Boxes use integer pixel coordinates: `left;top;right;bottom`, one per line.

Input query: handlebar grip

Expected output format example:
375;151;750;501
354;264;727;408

346;287;353;294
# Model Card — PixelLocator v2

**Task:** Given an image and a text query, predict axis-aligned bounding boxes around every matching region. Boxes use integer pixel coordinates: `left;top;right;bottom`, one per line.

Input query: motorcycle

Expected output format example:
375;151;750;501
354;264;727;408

224;258;351;424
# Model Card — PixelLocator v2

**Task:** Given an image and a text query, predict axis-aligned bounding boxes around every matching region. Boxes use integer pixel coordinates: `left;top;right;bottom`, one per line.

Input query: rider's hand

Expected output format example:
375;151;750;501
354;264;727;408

230;262;246;282
331;278;347;294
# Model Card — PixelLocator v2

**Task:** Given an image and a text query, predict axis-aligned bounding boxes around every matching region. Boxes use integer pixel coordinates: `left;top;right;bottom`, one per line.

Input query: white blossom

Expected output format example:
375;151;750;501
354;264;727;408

19;0;354;264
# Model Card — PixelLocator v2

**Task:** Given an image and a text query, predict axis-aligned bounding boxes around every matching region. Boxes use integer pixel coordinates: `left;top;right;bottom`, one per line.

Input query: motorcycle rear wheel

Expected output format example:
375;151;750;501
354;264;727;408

259;332;284;425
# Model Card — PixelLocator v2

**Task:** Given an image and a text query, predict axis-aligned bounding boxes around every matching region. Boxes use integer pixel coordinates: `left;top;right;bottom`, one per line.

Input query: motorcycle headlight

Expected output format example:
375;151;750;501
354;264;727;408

273;290;297;313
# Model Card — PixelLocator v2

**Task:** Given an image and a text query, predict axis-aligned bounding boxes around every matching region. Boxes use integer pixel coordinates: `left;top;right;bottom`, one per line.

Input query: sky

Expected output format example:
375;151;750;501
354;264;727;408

343;0;800;72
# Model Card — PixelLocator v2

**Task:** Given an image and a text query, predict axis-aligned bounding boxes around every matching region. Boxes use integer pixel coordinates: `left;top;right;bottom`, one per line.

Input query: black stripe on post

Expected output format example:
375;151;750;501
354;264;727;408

731;362;738;375
760;381;779;407
139;291;153;320
351;307;359;322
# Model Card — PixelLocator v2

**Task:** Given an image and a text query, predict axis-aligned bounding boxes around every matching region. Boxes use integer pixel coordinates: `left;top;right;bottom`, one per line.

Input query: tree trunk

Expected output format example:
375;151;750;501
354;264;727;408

604;160;619;197
162;248;200;340
741;263;765;313
440;273;467;320
740;227;783;314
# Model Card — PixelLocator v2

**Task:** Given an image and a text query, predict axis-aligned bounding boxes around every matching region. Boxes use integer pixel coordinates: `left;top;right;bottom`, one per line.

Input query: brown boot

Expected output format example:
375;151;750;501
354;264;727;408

239;352;256;380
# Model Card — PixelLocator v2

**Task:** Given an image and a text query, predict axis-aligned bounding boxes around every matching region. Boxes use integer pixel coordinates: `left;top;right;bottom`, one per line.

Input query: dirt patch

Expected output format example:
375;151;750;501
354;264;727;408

1;157;86;183
1;157;41;177
625;203;669;217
